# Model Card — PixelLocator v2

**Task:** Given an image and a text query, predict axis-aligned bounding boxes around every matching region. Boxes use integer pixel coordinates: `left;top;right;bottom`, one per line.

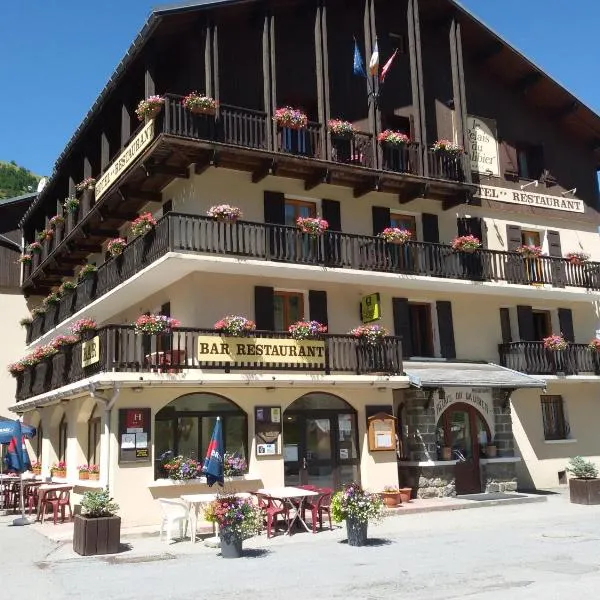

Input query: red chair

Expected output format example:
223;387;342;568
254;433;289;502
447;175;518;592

254;493;288;538
25;484;39;515
298;485;318;491
40;489;72;524
303;488;333;533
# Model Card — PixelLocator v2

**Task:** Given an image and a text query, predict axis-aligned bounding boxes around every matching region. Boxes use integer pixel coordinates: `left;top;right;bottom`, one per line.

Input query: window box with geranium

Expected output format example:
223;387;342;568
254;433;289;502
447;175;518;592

214;316;256;337
328;119;356;139
107;238;127;257
182;92;217;115
204;495;262;558
543;334;568;351
88;464;100;481
223;454;248;478
71;318;98;338
296;217;329;237
377;130;410;146
31;461;41;476
18;254;32;265
379;227;412;245
52;461;67;479
135;95;164;121
27;241;42;254
50;335;79;350
134;314;181;335
566;251;590;266
19;317;32;328
76;177;96;193
451;235;482;253
331;482;383;547
432;139;463;155
588;338;600;353
130;212;157;237
38;229;53;243
288;320;327;340
64;196;79;214
161;453;202;481
273;106;308;130
49;214;65;229
349;324;389;346
78;465;89;480
7;361;26;377
207;204;243;222
78;263;97;283
43;292;61;307
515;244;543;259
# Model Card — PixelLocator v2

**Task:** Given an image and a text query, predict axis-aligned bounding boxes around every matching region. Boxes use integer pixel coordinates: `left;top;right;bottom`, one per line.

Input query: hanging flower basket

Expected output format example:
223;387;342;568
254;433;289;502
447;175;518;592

273;106;308;130
107;238;127;257
296;217;329;237
42;292;61;307
78;264;97;282
543;334;568;351
135;95;165;121
288;320;328;340
328;119;356;139
37;229;53;243
566;251;590;266
182;92;217;115
49;214;65;229
7;361;26;377
19;317;32;328
59;281;76;296
377;130;410;146
134;314;181;335
64;197;79;214
76;178;96;193
70;318;98;337
27;241;42;254
516;244;543;259
451;235;482;253
349;324;389;346
379;227;412;245
50;335;79;349
432;139;463;155
18;254;32;265
207;205;243;222
588;338;600;352
130;212;157;237
214;315;256;337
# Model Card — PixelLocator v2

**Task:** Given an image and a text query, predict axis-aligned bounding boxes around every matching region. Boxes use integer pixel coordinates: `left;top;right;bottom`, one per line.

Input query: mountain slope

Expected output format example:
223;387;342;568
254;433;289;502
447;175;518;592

0;161;40;199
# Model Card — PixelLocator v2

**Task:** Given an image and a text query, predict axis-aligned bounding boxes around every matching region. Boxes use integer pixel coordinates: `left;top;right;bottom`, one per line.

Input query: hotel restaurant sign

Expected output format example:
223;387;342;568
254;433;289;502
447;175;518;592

434;387;495;438
95;120;155;201
197;336;326;367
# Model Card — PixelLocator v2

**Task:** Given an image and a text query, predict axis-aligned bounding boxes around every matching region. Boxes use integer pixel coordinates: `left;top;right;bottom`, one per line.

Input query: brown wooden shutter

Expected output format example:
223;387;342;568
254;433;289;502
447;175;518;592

322;199;341;232
500;140;519;177
517;305;535;341
547;230;562;257
558;308;574;342
264;191;285;224
254;286;274;330
160;302;171;317
308;290;328;326
372;206;391;236
422;213;439;243
506;224;522;252
547;230;565;287
499;308;512;344
392;298;413;358
436;300;456;359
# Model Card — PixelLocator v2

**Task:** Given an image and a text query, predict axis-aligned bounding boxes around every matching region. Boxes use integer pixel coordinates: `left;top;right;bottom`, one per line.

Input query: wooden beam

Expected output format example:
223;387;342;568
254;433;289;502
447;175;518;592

512;71;541;93
353;176;382;198
194;150;219;175
251;159;277;183
128;190;163;203
121;103;132;148
100;132;110;172
472;41;503;65
442;197;465;211
549;101;579;121
262;12;273;151
304;169;330;191
148;164;190;178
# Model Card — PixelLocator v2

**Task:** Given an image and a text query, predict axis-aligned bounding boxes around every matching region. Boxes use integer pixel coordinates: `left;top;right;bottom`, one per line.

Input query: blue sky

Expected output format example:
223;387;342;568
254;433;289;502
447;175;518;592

1;0;597;175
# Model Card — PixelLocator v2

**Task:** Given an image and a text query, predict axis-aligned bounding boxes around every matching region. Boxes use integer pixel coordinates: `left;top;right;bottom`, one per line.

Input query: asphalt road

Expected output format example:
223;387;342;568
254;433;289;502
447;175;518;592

2;491;599;599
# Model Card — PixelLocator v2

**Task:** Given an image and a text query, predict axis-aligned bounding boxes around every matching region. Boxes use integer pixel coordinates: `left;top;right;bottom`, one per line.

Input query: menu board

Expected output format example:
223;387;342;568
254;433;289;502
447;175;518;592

118;408;151;463
255;406;282;455
367;411;397;452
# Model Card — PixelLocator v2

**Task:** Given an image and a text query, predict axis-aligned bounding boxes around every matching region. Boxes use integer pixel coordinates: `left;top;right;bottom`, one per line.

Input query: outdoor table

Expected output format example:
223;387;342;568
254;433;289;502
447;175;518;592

256;487;319;535
36;484;73;522
180;493;218;543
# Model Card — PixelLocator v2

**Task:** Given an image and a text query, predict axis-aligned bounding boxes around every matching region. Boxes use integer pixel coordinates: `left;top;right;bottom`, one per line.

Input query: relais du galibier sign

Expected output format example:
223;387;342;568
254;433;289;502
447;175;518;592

467;115;500;177
197;336;326;366
95;119;155;201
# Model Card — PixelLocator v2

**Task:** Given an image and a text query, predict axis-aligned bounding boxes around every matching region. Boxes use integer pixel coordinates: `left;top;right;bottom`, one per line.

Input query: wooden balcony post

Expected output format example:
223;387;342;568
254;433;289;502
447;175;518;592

262;11;274;151
204;22;213;97
121;103;131;148
320;1;332;160
144;47;156;97
314;1;327;160
100;132;110;172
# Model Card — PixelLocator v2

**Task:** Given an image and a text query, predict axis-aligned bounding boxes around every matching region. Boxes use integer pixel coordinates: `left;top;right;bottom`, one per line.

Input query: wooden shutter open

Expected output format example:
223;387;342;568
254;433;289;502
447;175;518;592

506;224;522;252
436;300;456;359
322;199;341;232
547;230;565;287
499;308;512;344
264;191;285;224
517;305;535;341
254;286;275;331
372;206;391;236
308;290;328;326
422;213;440;244
392;297;413;358
558;308;574;342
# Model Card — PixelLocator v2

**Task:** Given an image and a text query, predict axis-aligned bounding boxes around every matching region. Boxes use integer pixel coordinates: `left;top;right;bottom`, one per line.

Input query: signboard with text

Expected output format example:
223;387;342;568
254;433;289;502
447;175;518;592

118;408;151;463
467;115;500;176
81;336;100;368
360;293;381;324
434;387;495;438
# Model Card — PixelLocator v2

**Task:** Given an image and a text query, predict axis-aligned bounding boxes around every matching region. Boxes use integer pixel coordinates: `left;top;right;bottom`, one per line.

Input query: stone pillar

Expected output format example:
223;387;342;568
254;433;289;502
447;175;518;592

404;390;437;461
493;389;515;456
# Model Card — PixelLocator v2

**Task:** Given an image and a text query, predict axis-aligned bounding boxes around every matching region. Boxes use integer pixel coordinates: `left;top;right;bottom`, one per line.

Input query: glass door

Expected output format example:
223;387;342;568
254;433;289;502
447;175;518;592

304;417;334;488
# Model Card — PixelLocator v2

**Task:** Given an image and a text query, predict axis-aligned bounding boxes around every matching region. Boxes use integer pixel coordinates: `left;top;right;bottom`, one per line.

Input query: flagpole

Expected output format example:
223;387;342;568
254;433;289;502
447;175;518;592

204;416;222;549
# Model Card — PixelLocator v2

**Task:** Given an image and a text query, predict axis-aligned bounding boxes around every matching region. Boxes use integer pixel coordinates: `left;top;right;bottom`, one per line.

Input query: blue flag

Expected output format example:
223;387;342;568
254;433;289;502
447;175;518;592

201;417;224;487
353;40;366;78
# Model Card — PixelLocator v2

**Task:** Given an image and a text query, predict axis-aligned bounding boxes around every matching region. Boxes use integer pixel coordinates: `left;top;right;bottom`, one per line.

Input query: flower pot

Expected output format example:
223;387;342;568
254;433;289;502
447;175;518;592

190;106;216;115
88;473;100;481
32;467;41;476
381;492;401;508
53;469;66;479
219;529;243;558
441;447;452;461
145;106;162;120
569;478;600;505
79;472;89;480
73;514;121;556
346;518;368;547
486;445;498;458
399;488;412;503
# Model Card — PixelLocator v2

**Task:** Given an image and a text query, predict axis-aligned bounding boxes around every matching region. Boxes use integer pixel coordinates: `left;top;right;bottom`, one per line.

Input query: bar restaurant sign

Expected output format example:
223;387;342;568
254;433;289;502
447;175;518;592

467;115;500;176
81;336;100;368
197;336;326;366
95;119;155;201
434;387;495;437
473;183;584;214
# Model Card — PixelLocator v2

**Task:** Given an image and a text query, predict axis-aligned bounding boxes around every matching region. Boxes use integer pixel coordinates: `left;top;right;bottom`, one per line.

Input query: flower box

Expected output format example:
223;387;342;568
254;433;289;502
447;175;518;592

379;227;412;245
207;205;243;222
349;324;389;346
432;139;463;154
130;212;157;237
73;514;121;556
273;106;308;130
543;334;568;351
182;92;217;115
451;235;482;253
296;217;329;236
134;314;181;335
214;316;256;337
377;130;410;146
516;244;543;259
288;320;327;341
569;478;600;505
135;96;164;121
328;119;356;139
566;251;590;265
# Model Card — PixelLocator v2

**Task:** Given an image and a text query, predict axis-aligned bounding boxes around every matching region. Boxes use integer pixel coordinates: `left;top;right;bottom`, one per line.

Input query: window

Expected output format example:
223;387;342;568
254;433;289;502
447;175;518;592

284;199;316;226
532;310;551;341
541;395;568;440
274;291;305;331
521;230;541;247
409;303;434;357
87;407;101;465
517;144;544;180
390;213;417;238
58;415;67;463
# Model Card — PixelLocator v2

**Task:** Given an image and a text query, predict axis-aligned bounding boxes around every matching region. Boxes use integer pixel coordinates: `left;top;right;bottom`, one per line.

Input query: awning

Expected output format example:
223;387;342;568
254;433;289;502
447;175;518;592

405;361;546;389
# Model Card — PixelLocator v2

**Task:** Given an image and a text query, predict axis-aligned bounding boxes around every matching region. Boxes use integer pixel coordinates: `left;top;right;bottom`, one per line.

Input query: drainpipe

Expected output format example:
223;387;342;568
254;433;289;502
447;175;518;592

89;384;120;490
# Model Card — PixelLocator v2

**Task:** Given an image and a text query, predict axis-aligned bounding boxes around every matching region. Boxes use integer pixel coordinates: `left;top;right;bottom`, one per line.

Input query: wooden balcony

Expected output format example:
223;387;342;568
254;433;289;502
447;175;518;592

25;213;600;345
17;326;404;401
499;342;600;376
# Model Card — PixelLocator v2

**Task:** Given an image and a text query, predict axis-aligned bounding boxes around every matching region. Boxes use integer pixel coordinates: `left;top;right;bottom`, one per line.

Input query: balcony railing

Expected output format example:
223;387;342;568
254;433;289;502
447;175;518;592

25;213;600;344
17;326;403;401
499;342;600;375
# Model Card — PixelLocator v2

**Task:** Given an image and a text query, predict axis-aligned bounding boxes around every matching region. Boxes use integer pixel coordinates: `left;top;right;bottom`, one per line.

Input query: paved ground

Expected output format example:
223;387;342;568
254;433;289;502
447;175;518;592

2;490;600;599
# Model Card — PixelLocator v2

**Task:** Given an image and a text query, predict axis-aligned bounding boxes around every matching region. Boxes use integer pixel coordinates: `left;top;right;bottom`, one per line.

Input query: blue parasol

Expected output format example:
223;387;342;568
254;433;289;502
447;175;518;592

201;417;224;487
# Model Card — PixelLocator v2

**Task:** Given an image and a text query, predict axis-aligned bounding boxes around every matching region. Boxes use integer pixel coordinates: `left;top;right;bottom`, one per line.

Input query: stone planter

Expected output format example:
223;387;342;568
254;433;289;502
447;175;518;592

73;515;121;556
219;529;243;558
346;518;368;547
381;492;401;508
569;478;600;505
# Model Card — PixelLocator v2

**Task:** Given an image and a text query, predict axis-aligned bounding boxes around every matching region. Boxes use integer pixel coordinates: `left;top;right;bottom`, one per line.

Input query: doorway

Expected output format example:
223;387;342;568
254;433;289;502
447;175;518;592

532;310;551;341
283;393;359;490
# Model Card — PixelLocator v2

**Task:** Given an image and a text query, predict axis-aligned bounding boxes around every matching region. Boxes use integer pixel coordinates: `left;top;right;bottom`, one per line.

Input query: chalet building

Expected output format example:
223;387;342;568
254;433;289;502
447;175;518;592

9;0;600;525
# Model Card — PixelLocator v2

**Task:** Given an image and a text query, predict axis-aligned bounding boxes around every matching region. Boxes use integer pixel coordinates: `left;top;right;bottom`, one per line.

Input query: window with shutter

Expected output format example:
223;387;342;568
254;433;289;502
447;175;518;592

372;206;391;236
436;301;456;359
506;225;522;252
499;308;512;344
392;298;413;358
273;291;305;331
264;191;285;224
321;200;341;232
540;395;568;440
422;213;439;244
254;286;275;330
308;290;328;326
558;308;574;342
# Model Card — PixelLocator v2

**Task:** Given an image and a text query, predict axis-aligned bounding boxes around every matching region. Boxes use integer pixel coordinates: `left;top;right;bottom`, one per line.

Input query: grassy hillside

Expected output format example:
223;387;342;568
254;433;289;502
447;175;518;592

0;160;40;199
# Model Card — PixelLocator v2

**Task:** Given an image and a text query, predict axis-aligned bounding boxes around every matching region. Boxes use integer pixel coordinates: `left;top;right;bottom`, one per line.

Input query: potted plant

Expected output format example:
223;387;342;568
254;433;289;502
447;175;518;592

134;314;181;335
49;214;65;229
18;253;32;265
515;244;543;259
38;229;53;243
130;212;157;237
588;338;600;352
543;334;568;351
432;139;463;155
331;482;383;547
78;465;89;480
207;204;243;222
43;291;61;307
565;251;590;266
19;317;32;328
328;119;356;139
7;361;26;377
441;446;453;461
182;92;217;115
78;263;97;283
31;306;46;318
50;334;79;349
162;454;202;480
52;461;67;479
398;487;412;503
288;320;327;340
296;216;329;237
348;324;389;346
214;315;256;337
31;460;41;476
223;454;247;478
27;241;42;254
485;440;498;458
64;196;79;214
73;488;120;556
567;456;600;505
88;464;100;481
204;495;262;558
135;95;164;121
70;318;98;338
451;235;482;253
107;237;127;257
377;130;410;146
273;106;308;130
59;281;77;296
380;485;401;508
379;227;412;245
76;177;96;193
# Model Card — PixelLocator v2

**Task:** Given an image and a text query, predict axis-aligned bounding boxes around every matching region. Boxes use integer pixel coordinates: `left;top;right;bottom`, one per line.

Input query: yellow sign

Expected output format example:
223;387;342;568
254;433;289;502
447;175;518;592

197;336;326;366
361;293;381;324
81;336;100;368
95;120;155;200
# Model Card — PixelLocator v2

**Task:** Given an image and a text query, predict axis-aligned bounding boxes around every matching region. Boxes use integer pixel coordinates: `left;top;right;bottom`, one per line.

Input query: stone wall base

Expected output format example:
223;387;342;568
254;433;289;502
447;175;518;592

399;465;456;498
480;462;518;493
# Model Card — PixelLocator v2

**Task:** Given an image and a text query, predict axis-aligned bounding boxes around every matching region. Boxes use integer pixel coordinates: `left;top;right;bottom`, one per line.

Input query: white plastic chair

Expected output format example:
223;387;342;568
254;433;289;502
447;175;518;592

158;498;190;543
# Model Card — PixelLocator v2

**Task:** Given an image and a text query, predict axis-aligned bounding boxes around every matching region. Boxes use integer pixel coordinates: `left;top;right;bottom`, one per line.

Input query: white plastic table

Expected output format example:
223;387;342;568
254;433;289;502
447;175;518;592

180;493;218;543
256;486;319;535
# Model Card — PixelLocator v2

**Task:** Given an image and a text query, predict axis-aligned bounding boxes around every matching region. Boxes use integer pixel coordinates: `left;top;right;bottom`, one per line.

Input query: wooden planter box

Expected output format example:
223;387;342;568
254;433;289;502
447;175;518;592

569;478;600;505
73;514;121;556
